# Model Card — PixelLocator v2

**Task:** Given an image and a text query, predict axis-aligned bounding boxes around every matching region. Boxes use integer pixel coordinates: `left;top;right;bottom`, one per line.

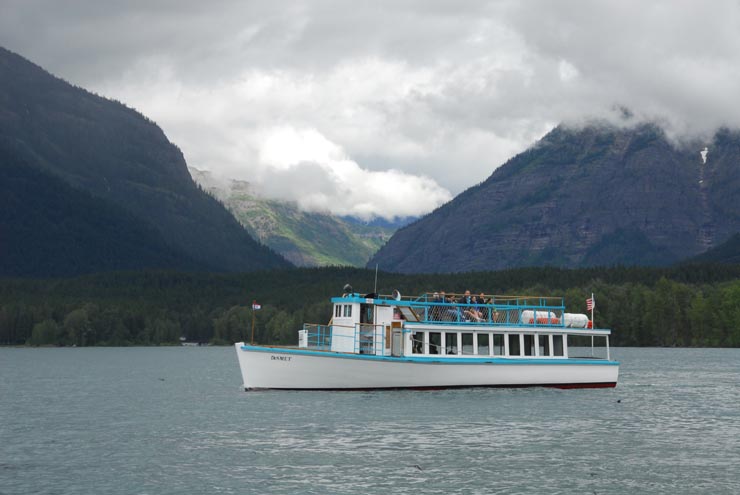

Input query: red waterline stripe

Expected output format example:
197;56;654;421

245;382;617;392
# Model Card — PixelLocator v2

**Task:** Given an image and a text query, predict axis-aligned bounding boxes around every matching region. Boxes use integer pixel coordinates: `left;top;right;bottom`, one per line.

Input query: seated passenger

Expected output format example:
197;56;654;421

443;293;460;321
459;290;482;322
476;293;489;321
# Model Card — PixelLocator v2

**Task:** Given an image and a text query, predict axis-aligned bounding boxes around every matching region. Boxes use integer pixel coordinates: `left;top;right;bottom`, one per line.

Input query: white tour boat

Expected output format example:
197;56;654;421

234;288;619;390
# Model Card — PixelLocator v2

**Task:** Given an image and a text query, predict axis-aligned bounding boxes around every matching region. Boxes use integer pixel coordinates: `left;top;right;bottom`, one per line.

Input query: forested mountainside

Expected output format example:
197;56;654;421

190;168;395;267
370;123;740;273
1;150;203;277
3;264;740;347
0;47;290;276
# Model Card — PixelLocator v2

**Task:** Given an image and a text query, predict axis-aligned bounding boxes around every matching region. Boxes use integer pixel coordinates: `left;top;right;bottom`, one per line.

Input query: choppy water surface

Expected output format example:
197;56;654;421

1;347;739;494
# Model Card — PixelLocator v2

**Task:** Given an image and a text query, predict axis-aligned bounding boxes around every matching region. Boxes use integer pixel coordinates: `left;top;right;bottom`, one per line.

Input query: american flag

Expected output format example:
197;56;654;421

586;296;595;311
252;301;262;310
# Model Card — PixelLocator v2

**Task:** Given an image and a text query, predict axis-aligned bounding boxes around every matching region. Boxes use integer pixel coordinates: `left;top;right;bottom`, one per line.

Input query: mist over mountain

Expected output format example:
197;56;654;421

0;47;290;276
370;123;740;273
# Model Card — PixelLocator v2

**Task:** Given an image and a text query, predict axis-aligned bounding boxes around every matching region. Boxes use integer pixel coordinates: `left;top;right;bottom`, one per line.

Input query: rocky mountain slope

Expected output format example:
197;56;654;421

0;47;290;276
686;233;740;264
369;123;740;273
190;168;396;267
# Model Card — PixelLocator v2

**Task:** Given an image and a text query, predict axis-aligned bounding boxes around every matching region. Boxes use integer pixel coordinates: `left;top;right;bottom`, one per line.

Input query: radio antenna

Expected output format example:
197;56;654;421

374;263;379;295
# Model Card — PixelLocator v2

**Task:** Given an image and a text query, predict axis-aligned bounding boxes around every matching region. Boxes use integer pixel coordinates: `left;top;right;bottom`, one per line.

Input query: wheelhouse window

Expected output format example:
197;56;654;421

343;304;352;317
539;335;551;357
462;333;474;355
508;334;521;356
552;335;564;356
523;334;535;356
477;333;490;356
335;305;341;318
429;332;441;355
492;334;504;356
445;332;458;355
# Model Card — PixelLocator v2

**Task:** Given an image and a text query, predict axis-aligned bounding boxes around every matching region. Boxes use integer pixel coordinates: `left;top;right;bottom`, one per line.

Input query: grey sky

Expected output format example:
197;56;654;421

3;0;739;219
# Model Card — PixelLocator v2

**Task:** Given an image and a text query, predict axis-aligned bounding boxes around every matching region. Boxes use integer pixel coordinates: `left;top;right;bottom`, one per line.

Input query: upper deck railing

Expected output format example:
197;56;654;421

405;292;566;328
334;292;594;329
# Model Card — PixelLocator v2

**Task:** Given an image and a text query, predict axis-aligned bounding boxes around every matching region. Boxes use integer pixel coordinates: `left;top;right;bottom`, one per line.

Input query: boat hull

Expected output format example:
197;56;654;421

234;343;619;391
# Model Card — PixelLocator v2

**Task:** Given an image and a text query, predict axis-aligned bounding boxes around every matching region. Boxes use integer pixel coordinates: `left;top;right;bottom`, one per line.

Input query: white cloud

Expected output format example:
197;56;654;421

240;126;452;220
3;0;740;218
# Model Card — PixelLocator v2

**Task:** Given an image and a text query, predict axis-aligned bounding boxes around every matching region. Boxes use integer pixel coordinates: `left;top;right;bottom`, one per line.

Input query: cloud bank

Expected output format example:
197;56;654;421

3;0;740;219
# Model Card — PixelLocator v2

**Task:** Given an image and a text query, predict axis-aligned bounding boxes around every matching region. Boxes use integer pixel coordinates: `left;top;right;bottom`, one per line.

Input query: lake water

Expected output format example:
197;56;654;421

1;347;739;494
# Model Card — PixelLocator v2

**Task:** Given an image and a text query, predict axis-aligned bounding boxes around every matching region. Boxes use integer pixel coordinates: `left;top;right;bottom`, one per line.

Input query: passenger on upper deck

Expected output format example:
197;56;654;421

458;290;473;305
459;290;483;322
442;292;459;321
476;293;489;321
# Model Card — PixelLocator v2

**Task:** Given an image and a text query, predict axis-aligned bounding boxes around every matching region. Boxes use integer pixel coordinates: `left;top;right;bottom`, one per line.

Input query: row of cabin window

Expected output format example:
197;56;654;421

411;331;565;357
334;304;353;318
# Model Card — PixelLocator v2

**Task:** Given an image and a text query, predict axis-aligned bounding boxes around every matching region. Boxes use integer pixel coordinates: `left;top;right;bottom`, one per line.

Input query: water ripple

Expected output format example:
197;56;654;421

1;347;739;494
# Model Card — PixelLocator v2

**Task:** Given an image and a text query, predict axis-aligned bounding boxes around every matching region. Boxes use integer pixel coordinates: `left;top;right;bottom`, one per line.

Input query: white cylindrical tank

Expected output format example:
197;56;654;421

563;313;589;328
520;310;559;324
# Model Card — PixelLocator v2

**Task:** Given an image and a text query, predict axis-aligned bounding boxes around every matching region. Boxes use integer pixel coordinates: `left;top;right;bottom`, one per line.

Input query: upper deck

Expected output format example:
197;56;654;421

331;292;609;333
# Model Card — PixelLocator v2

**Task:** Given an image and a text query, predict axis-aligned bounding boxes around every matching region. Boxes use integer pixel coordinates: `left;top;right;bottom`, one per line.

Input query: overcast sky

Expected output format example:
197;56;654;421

3;0;740;220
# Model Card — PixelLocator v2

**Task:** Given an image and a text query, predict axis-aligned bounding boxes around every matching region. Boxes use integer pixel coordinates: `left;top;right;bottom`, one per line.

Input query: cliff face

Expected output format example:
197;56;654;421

0;47;290;275
369;124;740;273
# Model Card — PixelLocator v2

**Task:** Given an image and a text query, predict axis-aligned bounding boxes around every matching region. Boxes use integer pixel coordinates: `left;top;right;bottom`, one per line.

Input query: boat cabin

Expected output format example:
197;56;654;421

298;291;612;361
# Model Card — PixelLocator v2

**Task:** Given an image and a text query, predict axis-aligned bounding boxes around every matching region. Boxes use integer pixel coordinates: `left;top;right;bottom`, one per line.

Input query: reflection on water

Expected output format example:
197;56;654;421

1;347;739;494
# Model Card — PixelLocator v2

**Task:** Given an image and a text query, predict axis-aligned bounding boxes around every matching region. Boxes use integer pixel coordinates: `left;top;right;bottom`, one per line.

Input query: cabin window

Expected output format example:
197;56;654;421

552;335;564;356
445;332;458;355
461;333;474;355
539;335;551;357
343;304;352;317
412;332;425;354
429;332;441;355
477;333;490;356
335;305;341;318
492;334;504;356
508;334;521;356
523;334;535;356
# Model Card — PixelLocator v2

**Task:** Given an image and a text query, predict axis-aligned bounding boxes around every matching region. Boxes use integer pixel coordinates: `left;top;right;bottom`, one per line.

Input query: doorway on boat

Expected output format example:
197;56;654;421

359;303;375;354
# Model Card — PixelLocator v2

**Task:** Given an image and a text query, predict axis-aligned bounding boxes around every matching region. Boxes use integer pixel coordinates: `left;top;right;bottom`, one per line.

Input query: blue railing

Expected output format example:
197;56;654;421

355;323;386;355
303;323;388;355
405;294;566;328
303;324;333;350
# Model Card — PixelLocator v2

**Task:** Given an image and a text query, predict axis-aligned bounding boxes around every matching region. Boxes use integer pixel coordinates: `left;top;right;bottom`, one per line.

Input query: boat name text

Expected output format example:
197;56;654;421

271;355;292;362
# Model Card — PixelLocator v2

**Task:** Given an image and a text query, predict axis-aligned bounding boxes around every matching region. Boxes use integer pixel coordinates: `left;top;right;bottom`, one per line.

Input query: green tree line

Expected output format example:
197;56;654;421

2;264;740;347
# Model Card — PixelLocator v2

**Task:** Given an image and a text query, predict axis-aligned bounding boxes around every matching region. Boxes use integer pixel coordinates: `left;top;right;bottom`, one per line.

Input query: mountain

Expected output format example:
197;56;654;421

189;168;395;267
1;149;203;277
340;215;417;230
0;47;290;276
369;123;740;273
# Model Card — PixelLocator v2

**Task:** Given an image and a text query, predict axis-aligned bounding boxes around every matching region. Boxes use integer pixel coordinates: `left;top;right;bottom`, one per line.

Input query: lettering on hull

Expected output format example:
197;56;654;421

271;355;292;362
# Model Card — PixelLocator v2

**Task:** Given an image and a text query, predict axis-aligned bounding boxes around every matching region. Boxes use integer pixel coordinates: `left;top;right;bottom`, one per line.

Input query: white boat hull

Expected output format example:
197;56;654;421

234;343;619;390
